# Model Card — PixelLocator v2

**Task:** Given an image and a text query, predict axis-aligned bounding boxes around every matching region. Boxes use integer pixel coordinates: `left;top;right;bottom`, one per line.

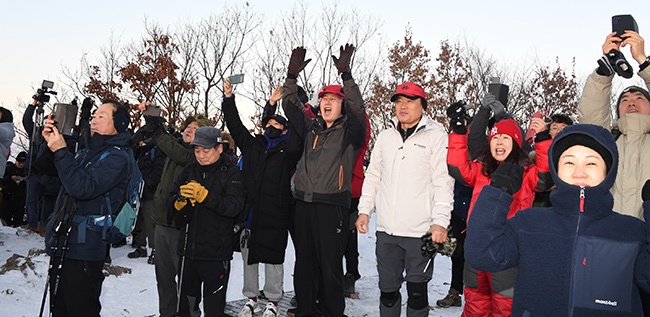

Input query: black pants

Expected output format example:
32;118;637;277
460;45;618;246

343;198;360;279
179;258;230;317
294;200;349;317
1;196;25;227
450;213;466;293
49;258;104;317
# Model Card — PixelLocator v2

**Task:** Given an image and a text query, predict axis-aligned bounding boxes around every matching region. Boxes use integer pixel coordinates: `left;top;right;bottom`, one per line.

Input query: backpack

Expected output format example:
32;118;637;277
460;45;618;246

94;146;145;244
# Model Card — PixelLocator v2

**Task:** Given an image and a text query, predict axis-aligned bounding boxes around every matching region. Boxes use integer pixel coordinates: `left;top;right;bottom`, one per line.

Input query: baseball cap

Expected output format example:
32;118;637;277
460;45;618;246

318;85;345;99
390;82;426;102
190;126;226;148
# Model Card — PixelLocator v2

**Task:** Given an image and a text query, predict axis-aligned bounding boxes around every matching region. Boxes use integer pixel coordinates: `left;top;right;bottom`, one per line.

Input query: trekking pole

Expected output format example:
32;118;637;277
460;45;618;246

38;237;57;317
173;223;190;317
48;225;73;316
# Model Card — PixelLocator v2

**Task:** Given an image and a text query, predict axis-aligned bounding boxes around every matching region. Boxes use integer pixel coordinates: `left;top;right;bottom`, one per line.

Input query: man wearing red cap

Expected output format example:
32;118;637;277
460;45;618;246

282;44;367;317
356;82;454;317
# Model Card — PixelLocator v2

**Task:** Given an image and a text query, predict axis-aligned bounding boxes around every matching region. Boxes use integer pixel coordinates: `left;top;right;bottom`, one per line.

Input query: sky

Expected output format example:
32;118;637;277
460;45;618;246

1;0;649;112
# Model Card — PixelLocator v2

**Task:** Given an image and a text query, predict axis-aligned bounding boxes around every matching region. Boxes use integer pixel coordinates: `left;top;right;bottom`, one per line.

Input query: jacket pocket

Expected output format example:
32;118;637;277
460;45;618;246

572;236;639;313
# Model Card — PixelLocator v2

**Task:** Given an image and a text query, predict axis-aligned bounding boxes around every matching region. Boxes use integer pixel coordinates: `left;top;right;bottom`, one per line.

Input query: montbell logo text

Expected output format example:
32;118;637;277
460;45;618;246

595;299;618;307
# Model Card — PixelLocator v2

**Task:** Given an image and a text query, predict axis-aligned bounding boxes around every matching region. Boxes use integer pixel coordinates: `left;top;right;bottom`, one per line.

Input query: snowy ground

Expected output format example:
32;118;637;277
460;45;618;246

0;216;463;316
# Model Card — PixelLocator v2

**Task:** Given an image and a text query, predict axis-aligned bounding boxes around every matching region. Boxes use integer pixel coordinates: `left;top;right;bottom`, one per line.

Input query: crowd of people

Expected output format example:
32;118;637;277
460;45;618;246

3;29;650;317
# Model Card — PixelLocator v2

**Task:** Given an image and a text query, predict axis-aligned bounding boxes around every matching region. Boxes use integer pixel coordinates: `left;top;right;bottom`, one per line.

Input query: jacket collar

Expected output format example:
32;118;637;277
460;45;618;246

389;115;432;136
616;113;650;137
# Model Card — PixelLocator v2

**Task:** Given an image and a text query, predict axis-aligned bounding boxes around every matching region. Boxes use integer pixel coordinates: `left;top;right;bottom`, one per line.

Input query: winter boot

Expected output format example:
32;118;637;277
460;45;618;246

128;246;148;258
436;288;462;308
147;249;155;265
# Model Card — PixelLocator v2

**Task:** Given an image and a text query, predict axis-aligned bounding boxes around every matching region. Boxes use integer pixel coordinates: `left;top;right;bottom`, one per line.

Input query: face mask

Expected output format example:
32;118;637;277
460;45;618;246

264;126;283;139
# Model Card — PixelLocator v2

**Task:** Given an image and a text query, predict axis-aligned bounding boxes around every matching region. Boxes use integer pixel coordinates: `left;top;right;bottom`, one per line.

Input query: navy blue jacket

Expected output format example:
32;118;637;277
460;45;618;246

45;132;131;261
466;124;650;316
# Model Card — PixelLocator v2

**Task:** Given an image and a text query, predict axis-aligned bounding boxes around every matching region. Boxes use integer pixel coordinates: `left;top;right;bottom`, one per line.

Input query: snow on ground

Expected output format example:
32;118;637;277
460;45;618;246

0;215;463;316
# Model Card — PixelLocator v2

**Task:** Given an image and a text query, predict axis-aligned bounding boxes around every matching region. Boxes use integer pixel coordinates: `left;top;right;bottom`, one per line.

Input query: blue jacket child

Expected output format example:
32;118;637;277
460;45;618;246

466;123;650;316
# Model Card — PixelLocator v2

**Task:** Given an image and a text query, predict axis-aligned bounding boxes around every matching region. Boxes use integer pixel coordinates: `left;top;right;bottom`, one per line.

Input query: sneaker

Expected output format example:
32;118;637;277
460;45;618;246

262;303;278;317
238;299;261;317
436;288;462;308
128;247;148;259
147;249;155;265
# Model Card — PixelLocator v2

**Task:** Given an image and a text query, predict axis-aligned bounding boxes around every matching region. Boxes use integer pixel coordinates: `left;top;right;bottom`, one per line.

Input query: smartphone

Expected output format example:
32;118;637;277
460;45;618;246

488;77;509;107
228;74;245;85
612;15;638;39
52;103;78;137
142;105;162;117
525;111;546;142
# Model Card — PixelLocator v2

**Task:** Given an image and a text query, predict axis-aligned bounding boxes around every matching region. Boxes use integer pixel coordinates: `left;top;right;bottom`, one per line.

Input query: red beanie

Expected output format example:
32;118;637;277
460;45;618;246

489;119;522;148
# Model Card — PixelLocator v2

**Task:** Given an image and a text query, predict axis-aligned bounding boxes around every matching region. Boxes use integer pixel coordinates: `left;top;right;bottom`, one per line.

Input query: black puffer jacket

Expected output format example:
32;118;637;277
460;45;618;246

169;157;246;261
223;95;302;264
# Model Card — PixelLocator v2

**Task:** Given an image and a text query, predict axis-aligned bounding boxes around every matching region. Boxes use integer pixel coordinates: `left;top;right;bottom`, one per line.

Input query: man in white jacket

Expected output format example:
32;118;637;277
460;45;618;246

356;82;454;317
0;107;15;178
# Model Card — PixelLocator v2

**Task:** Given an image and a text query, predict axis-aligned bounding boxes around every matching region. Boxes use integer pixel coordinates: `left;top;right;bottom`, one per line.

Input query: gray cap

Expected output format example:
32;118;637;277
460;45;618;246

190;126;225;148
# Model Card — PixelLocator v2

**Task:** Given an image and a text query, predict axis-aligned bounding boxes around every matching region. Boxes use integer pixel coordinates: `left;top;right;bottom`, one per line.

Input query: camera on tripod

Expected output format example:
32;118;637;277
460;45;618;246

34;80;57;103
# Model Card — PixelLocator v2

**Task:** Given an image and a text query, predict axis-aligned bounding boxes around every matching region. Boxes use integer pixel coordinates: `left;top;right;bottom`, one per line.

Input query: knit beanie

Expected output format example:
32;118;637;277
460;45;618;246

488;119;522;149
552;134;613;174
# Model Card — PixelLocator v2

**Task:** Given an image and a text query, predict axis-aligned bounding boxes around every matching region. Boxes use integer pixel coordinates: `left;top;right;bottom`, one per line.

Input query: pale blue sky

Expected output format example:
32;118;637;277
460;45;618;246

1;0;649;111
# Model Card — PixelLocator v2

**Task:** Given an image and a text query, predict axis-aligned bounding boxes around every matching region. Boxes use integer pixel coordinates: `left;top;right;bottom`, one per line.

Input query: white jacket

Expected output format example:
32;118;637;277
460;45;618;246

358;115;454;238
0;121;15;177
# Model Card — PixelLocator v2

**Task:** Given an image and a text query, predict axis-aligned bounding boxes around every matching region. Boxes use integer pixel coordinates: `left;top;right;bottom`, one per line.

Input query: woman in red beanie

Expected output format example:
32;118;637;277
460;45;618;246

447;117;552;317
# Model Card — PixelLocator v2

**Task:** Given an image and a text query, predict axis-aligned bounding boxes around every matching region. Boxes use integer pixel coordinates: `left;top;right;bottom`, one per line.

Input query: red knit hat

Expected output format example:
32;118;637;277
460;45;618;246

489;119;522;148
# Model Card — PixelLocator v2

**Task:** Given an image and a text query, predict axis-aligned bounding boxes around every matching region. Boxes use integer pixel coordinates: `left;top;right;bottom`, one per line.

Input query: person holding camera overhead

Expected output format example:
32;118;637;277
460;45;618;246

578;27;650;316
355;82;454;317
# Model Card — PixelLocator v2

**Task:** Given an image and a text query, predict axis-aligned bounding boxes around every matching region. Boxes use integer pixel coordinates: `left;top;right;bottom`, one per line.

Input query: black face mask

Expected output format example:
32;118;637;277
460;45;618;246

264;126;283;139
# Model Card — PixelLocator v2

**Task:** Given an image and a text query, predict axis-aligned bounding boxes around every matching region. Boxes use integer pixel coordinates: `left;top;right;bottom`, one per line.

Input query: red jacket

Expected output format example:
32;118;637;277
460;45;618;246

447;132;551;220
351;114;370;199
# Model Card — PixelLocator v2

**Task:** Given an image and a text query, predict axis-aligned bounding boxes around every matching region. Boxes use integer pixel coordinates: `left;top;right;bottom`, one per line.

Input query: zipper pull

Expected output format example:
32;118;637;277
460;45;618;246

579;187;585;213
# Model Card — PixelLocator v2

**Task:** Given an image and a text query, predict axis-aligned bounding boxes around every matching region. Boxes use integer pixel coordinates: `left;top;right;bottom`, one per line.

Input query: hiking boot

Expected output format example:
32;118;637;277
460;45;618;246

286;307;296;317
111;238;127;248
128;247;148;259
262;302;278;317
436;288;462;308
343;272;356;296
147;249;155;265
237;299;261;317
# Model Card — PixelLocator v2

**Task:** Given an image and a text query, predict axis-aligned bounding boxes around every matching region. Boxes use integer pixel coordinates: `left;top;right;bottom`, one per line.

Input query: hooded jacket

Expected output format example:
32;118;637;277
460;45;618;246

281;77;367;208
223;95;302;264
358;115;454;236
578;67;650;220
169;157;246;261
466;124;650;317
45;132;131;261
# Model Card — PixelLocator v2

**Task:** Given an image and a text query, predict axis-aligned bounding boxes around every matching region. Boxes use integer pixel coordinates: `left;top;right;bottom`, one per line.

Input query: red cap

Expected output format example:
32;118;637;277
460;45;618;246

390;82;426;102
489;119;523;149
318;85;345;99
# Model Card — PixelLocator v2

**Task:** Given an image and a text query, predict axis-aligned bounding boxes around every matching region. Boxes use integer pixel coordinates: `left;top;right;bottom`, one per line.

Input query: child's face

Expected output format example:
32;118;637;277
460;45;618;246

490;134;513;163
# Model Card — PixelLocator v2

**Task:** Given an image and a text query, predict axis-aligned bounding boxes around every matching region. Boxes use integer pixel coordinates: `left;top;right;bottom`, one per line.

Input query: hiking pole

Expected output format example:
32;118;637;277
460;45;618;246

38;235;58;317
48;225;73;316
173;223;190;317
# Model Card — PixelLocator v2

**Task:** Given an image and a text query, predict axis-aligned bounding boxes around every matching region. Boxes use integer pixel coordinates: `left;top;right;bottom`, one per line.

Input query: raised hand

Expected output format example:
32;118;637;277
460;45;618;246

288;46;311;77
332;43;355;74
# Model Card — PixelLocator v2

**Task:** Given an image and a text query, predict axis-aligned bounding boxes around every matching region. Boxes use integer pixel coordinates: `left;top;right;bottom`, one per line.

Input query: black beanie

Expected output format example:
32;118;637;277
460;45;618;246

0;107;13;123
552;134;613;174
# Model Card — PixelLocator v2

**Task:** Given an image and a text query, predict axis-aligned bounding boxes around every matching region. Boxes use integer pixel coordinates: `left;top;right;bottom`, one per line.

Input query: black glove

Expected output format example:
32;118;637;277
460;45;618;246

642;180;650;202
490;162;524;195
534;129;552;143
450;116;467;134
332;43;355;74
138;119;165;140
606;49;634;79
447;101;467;119
287;47;311;78
81;97;94;111
420;229;457;258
